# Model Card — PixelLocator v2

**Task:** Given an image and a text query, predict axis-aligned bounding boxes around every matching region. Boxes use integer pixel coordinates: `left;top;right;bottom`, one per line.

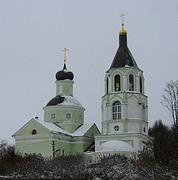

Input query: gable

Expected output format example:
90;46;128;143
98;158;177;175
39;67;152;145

12;118;50;137
83;124;101;137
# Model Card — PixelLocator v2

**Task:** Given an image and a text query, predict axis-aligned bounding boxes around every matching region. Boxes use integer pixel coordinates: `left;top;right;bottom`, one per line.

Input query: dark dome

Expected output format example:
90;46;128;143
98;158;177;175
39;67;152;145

46;95;65;106
56;70;74;80
110;46;138;69
55;64;74;81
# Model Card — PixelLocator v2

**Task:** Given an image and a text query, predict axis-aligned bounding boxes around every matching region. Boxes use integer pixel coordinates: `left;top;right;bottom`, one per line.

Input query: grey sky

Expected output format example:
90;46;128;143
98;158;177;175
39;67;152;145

0;0;178;143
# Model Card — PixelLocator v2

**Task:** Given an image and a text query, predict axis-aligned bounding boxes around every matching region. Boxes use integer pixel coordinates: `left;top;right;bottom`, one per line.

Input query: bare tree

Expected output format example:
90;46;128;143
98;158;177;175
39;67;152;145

161;80;178;137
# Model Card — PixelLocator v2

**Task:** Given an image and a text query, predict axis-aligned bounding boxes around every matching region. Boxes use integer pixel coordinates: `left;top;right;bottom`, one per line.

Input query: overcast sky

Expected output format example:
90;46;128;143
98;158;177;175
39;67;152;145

0;0;178;143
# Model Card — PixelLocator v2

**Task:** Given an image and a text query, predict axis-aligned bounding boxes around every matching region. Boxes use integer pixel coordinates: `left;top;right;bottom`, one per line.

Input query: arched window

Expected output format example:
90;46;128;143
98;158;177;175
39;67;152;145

114;75;121;91
140;77;143;93
112;101;121;120
32;129;37;135
142;104;145;121
143;127;146;133
129;74;134;91
106;77;109;94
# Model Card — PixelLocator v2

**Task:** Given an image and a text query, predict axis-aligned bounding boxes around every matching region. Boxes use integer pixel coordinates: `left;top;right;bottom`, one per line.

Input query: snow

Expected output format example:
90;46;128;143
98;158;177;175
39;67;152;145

125;65;130;67
36;119;94;137
72;123;94;136
37;119;71;136
59;96;83;107
97;140;135;152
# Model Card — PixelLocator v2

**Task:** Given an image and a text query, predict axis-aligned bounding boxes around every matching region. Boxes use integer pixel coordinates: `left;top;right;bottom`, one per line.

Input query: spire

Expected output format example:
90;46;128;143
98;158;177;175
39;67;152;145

62;48;69;70
119;14;127;46
109;17;138;70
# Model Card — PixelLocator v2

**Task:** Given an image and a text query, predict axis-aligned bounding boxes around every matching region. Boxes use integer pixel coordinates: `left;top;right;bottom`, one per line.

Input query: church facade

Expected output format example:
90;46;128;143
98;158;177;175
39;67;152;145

13;51;100;157
13;22;148;157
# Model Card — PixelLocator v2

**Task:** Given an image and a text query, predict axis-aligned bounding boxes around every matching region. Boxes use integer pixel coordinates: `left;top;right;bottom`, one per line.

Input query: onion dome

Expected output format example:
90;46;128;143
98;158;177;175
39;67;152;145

56;64;74;81
55;48;74;80
109;21;138;70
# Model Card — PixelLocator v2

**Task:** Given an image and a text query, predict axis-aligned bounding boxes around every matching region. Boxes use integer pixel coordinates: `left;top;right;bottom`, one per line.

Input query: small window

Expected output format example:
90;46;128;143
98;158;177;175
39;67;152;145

115;75;121;91
65;113;71;119
51;113;55;119
129;74;134;91
140;77;143;93
114;125;119;131
32;129;37;135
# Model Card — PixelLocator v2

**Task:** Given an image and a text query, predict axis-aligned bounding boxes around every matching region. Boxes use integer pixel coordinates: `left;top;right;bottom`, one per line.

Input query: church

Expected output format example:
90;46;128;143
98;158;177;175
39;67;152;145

13;21;148;157
12;50;100;157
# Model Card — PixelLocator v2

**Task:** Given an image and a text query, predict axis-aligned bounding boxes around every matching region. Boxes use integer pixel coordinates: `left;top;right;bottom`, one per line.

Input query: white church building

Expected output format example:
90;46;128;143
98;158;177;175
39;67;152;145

13;22;148;158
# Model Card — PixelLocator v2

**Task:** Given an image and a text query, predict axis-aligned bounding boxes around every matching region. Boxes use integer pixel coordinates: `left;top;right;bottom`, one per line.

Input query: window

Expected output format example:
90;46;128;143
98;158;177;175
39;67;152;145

51;113;55;119
65;113;71;119
140;77;143;93
142;105;146;121
32;129;37;135
115;75;121;91
114;125;119;131
106;78;109;94
129;74;134;91
112;101;121;120
143;127;146;132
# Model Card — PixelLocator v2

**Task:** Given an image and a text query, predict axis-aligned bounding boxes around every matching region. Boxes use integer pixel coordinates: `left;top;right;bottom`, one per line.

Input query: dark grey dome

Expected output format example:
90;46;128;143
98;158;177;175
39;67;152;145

55;64;74;81
46;95;65;106
110;46;138;69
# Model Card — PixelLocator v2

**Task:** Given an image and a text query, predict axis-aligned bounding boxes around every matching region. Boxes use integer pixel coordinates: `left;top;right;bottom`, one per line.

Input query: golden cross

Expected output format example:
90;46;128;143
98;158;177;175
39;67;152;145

61;48;69;64
120;14;125;29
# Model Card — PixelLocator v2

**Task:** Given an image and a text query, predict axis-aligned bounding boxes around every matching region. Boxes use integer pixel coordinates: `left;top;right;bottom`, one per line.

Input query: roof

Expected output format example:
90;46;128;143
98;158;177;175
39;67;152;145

46;95;65;106
39;119;97;137
109;32;138;70
14;118;96;137
12;118;70;137
37;119;70;135
96;140;135;152
46;96;82;107
72;123;98;136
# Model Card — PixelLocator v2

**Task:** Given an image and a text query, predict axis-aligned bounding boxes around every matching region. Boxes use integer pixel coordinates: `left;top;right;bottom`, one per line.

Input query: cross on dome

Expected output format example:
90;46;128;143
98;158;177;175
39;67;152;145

55;48;74;81
119;14;127;35
121;14;125;30
61;48;69;70
61;48;69;66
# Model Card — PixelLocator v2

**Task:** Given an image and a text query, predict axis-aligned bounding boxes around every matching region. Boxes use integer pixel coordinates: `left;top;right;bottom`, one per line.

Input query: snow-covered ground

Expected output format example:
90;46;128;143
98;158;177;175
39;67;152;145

0;155;177;179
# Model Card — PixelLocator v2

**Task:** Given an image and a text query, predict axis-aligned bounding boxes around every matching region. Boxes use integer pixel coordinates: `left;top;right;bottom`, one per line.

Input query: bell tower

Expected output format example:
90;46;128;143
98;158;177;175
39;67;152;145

95;19;148;153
